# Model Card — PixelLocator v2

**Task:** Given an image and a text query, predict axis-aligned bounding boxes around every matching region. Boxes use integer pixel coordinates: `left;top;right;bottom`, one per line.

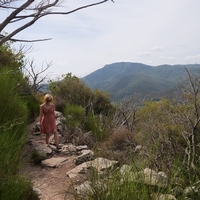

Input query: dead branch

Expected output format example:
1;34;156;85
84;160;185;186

0;0;113;45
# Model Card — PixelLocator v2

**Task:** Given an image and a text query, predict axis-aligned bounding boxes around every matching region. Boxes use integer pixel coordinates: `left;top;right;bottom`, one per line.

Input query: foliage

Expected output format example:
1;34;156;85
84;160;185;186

0;42;24;70
50;73;114;142
0;43;39;199
30;150;46;165
21;94;40;122
92;89;113;115
95;127;136;164
82;62;200;102
75;166;173;200
49;73;93;110
134;99;186;172
64;104;85;132
84;112;110;141
49;73;113;114
106;127;135;151
0;175;39;200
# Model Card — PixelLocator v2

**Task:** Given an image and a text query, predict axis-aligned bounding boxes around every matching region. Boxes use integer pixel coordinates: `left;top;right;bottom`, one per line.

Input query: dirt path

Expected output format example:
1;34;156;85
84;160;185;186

20;119;79;200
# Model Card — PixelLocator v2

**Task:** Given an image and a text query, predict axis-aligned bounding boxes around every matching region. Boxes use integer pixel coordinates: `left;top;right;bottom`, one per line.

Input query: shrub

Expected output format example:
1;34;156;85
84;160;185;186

0;68;29;195
30;150;46;165
0;175;39;200
64;104;85;132
21;94;39;122
95;127;136;164
107;127;136;150
0;74;28;176
84;113;109;141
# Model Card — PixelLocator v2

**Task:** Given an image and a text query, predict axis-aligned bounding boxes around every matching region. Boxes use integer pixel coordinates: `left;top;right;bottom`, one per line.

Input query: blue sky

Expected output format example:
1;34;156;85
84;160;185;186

2;0;200;79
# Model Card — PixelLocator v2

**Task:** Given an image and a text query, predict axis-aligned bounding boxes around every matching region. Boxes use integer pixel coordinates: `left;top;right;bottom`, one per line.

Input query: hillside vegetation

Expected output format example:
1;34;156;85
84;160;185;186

2;41;200;199
82;62;200;101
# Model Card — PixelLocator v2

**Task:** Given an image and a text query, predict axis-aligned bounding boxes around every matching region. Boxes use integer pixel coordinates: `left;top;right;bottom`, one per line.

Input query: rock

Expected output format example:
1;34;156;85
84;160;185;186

41;157;68;168
119;164;132;176
67;157;119;179
152;194;177;200
67;162;89;178
76;145;88;151
32;187;42;196
31;143;52;163
75;180;92;195
184;185;200;197
138;168;168;188
31;131;41;136
135;145;142;153
75;149;94;165
171;186;184;197
89;157;119;172
61;144;77;155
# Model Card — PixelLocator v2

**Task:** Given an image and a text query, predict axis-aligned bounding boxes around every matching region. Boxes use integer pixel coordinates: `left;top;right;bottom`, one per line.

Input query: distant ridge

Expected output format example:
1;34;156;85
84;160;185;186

82;62;200;102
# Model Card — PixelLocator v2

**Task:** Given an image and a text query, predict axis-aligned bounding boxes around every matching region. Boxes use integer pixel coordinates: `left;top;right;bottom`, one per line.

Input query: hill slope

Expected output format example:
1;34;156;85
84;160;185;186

82;62;200;101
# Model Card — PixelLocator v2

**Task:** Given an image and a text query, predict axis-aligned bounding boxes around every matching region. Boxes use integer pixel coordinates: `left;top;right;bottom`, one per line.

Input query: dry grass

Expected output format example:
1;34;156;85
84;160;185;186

95;127;137;164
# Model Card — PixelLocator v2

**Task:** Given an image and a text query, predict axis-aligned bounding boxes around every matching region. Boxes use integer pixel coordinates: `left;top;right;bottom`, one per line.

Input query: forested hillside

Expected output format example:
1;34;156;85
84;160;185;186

82;62;200;101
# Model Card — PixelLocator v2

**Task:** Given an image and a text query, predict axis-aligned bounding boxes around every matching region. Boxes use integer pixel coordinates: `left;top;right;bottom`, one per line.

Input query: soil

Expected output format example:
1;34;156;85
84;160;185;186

20;118;81;200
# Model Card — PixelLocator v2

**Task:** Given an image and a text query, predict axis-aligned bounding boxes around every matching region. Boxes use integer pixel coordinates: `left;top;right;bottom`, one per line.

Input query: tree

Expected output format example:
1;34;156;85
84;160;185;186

22;59;52;93
180;68;200;171
0;0;113;45
49;73;92;109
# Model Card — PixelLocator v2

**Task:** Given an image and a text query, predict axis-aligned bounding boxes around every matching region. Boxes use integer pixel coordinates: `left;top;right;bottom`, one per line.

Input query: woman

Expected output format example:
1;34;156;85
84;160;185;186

39;94;59;150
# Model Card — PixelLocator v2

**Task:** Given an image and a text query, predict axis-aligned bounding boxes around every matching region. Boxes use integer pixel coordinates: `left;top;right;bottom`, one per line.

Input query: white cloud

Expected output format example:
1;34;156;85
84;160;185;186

185;54;200;63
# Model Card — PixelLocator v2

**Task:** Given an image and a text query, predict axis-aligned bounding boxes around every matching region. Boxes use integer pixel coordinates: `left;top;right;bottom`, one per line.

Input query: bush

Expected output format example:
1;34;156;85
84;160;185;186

64;104;85;132
0;175;39;200
107;127;136;150
0;69;29;195
30;150;46;165
21;94;39;122
84;113;109;141
95;127;136;164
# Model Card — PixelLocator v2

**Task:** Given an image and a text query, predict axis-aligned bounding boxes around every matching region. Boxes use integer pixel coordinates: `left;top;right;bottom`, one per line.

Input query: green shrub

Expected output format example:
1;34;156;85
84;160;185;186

0;69;29;194
0;175;39;200
0;74;28;176
84;113;109;141
30;150;46;164
0;125;27;176
21;95;39;122
64;104;85;131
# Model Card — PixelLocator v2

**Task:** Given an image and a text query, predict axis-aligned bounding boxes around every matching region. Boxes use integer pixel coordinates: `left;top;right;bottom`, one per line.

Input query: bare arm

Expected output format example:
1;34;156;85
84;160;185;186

39;105;44;124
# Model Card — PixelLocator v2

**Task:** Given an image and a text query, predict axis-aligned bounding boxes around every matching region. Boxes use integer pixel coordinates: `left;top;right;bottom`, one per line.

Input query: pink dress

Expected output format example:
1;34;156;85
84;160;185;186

40;104;57;134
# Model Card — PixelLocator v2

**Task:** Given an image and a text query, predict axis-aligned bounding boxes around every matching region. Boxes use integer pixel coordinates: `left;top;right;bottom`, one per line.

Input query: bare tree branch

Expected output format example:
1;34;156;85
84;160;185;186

0;0;113;45
23;59;52;93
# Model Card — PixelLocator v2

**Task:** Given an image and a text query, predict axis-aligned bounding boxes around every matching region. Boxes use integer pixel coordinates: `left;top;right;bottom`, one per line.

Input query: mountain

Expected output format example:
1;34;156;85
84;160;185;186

82;62;200;102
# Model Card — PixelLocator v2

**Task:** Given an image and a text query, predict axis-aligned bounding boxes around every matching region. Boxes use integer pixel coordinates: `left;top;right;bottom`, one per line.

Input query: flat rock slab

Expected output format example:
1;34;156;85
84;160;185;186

66;162;88;178
41;157;68;168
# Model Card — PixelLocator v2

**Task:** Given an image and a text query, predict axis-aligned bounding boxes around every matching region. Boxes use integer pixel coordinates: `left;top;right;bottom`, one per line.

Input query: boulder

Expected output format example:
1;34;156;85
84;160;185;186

41;157;68;168
75;150;94;165
138;168;168;188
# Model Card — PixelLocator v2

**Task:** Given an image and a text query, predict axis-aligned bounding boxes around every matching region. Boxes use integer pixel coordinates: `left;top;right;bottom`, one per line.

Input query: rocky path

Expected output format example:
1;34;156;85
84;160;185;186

20;119;80;200
20;115;118;200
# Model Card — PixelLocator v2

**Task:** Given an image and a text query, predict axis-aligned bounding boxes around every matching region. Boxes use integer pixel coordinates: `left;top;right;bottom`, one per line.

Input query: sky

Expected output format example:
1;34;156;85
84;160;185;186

2;0;200;79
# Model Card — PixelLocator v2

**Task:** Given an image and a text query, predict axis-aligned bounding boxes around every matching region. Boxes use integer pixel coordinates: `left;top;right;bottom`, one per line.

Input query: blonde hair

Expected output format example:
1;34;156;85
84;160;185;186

44;94;53;102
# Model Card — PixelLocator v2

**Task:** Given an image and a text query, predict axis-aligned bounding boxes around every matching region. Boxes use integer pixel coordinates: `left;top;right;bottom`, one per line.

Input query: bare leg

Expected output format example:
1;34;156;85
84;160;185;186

45;133;50;144
53;130;59;149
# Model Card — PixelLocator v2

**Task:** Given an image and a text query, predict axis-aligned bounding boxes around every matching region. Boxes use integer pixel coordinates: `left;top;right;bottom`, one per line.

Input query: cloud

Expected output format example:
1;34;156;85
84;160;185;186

185;54;200;63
